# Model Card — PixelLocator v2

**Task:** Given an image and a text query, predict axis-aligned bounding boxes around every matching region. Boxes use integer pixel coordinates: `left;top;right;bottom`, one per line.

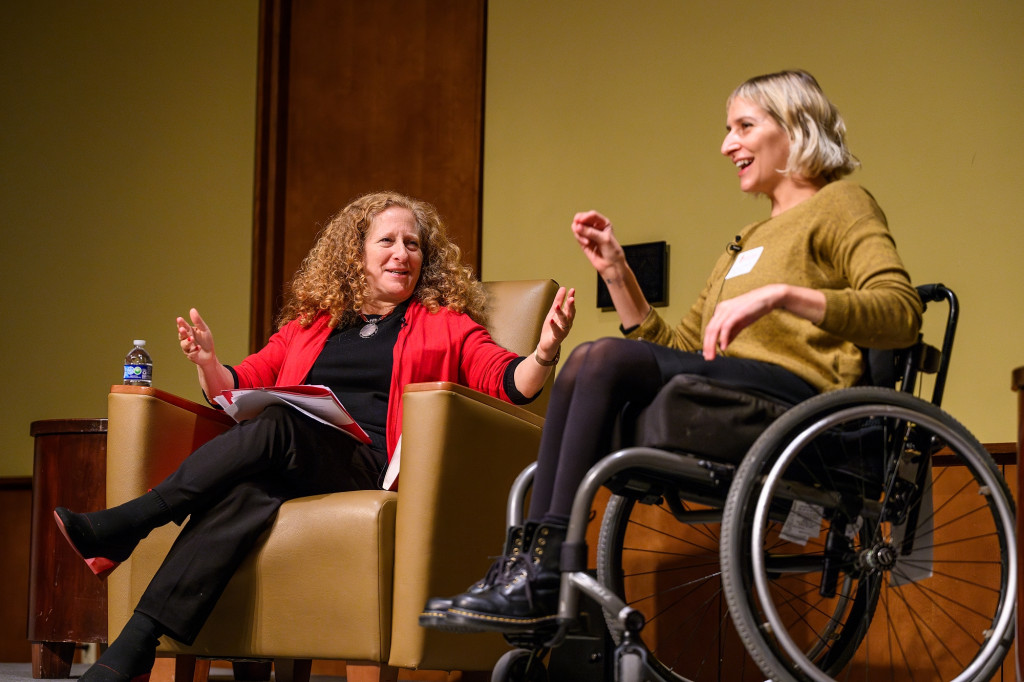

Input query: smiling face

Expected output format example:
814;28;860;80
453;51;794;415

721;97;796;211
361;206;423;314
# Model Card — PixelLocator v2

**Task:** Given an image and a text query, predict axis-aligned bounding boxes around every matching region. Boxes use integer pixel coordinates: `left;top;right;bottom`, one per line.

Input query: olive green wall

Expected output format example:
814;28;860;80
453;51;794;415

1;2;258;476
482;0;1024;444
2;1;1021;478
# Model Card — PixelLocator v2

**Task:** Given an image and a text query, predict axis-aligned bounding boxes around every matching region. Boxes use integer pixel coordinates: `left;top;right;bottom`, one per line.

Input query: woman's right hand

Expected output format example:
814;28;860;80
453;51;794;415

571;210;627;276
177;308;234;401
177;308;217;368
571;210;651;329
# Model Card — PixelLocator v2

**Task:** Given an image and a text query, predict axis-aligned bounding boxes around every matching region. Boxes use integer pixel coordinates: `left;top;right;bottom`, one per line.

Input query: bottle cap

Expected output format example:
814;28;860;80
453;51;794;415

134;340;146;346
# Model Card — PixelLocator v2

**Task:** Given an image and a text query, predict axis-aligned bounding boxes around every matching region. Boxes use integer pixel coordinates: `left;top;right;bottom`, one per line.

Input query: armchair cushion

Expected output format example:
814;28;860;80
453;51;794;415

160;491;397;661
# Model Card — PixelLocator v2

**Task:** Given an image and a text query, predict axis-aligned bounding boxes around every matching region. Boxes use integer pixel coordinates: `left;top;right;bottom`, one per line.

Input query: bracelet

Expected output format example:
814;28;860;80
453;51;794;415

535;347;560;367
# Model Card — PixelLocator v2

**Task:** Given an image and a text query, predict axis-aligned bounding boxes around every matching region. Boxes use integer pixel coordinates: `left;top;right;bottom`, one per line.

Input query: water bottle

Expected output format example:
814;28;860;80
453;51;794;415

123;340;153;386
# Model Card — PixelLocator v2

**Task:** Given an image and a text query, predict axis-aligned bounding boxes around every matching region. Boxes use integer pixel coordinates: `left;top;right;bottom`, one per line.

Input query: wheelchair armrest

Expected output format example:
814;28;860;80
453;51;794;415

389;381;544;670
107;385;234;507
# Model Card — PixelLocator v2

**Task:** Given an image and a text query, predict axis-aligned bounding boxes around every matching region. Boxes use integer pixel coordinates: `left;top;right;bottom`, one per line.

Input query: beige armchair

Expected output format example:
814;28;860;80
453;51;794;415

104;279;559;682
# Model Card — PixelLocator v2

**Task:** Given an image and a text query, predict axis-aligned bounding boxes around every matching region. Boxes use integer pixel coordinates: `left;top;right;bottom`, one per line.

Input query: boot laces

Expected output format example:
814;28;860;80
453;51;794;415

478;555;509;588
499;554;544;609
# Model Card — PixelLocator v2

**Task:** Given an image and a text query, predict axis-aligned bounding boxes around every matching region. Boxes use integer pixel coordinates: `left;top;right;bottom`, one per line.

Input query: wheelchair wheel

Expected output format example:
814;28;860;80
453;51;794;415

720;387;1016;681
491;648;548;682
596;490;766;681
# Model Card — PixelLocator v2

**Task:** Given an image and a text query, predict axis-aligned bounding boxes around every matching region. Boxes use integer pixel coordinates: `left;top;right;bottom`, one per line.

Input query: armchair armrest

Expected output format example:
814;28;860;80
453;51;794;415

389;382;544;670
107;385;234;507
106;386;235;640
400;381;546;427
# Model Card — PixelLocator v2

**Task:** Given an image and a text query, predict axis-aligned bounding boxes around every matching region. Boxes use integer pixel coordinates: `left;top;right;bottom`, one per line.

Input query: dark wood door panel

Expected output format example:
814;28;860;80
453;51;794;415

252;0;486;349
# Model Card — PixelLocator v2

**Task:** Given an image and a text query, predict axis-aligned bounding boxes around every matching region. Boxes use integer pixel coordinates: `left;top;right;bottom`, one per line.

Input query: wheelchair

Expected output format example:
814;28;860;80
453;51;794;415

489;284;1017;682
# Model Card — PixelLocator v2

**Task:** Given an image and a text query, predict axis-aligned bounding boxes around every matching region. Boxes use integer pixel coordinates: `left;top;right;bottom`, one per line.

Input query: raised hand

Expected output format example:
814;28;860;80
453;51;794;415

537;286;576;362
176;308;216;367
571;210;625;275
571;210;650;329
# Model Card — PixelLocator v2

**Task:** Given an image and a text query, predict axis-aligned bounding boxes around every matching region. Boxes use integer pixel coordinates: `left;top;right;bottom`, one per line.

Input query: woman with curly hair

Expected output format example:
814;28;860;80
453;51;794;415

54;191;575;682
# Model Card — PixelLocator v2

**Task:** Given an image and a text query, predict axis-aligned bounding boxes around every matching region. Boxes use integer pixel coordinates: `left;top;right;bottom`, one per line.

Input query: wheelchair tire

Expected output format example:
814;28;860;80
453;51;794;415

596;492;766;681
491;648;549;682
720;387;1016;682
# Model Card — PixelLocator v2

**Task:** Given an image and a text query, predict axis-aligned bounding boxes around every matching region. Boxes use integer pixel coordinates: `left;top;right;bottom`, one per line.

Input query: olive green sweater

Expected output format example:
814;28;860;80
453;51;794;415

626;181;923;392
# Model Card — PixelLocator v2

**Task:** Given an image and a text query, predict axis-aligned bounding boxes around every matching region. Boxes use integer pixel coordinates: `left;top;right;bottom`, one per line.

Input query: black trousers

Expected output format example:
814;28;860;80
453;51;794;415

528;338;817;522
135;405;384;644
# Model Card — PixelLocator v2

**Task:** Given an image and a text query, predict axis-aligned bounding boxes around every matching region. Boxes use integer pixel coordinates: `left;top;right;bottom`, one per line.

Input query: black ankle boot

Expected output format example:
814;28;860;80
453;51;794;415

443;522;566;632
54;491;171;580
419;525;532;629
80;612;162;682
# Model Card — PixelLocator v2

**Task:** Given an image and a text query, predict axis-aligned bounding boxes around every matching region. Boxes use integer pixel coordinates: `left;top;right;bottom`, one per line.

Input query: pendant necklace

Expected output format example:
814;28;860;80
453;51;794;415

358;311;389;338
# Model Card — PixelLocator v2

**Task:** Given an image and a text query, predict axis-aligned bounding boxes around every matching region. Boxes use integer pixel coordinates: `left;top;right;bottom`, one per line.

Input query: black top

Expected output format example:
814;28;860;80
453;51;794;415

305;299;533;452
306;300;410;452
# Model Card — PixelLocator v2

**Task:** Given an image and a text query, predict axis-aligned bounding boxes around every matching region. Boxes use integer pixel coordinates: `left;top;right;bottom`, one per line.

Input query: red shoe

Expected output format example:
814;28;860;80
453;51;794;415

53;508;133;580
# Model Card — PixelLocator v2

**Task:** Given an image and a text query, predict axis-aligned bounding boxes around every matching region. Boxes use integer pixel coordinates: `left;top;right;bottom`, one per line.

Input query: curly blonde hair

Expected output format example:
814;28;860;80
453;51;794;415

276;191;487;329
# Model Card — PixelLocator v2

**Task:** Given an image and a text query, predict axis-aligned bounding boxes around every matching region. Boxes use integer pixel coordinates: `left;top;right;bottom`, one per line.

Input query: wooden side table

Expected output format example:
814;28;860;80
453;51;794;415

28;419;108;678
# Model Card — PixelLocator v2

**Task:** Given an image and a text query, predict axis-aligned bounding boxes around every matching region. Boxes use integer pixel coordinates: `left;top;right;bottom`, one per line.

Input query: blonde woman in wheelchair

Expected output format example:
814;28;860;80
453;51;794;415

423;69;923;633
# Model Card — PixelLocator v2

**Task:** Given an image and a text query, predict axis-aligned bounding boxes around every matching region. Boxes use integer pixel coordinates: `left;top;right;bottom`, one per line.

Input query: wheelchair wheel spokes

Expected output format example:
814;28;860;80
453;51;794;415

597;492;767;681
722;387;1016;682
748;516;877;676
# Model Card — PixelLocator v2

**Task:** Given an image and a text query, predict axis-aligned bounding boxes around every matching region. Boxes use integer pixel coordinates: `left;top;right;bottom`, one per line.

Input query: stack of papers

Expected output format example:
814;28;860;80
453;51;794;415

214;385;370;444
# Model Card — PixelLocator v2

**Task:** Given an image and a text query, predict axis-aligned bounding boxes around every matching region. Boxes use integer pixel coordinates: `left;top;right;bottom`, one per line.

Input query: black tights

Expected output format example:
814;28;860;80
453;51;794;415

527;338;816;523
527;338;661;523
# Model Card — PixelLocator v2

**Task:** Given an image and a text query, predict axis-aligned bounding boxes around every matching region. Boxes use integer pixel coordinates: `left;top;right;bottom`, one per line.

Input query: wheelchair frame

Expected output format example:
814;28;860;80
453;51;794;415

490;284;1017;682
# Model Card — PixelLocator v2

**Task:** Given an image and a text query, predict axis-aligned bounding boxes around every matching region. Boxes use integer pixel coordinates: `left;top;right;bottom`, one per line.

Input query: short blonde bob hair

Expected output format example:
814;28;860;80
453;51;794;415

728;70;859;182
277;191;486;329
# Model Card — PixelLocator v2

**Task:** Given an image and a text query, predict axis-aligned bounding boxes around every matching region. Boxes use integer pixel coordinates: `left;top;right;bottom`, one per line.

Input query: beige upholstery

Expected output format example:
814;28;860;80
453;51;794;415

105;279;558;678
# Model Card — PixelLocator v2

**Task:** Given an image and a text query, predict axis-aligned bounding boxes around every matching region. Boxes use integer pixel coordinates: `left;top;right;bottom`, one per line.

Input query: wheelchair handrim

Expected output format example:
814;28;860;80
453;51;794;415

750;402;1017;682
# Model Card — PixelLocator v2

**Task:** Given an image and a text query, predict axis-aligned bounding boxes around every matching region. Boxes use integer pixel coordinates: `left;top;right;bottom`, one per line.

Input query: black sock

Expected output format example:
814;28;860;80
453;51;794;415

87;490;172;542
86;612;163;681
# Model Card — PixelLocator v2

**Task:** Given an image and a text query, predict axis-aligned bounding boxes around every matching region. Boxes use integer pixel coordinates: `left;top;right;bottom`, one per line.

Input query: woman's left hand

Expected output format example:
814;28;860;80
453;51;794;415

702;284;826;360
537;286;576;363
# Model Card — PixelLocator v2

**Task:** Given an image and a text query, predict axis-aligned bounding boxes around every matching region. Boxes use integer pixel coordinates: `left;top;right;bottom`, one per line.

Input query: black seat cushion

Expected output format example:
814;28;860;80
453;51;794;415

635;374;793;464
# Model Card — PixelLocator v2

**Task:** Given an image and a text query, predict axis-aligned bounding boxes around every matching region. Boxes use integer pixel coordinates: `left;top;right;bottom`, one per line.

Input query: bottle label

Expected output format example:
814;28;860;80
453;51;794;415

124;364;153;382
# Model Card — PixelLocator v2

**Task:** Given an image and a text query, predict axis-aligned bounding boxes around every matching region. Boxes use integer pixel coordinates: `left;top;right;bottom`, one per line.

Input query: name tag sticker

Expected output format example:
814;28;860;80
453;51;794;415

725;246;763;280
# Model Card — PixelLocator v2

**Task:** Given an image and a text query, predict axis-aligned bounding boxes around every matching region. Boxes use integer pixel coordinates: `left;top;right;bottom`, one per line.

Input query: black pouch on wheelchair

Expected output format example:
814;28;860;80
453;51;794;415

636;374;792;464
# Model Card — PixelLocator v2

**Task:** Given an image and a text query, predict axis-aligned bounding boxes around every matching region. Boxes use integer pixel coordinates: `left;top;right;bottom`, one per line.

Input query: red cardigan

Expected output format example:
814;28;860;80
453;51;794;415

231;301;521;462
